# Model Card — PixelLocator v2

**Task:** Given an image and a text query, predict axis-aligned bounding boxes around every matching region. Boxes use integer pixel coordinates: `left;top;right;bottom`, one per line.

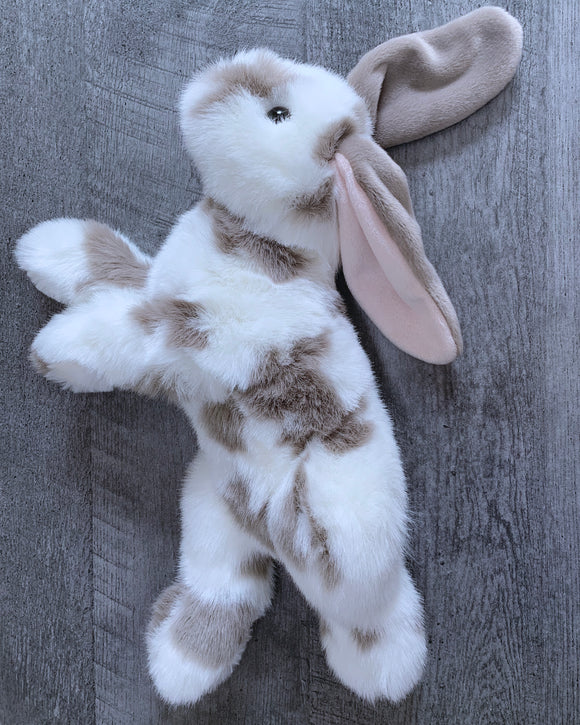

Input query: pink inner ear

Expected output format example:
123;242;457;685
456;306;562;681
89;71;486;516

334;153;458;364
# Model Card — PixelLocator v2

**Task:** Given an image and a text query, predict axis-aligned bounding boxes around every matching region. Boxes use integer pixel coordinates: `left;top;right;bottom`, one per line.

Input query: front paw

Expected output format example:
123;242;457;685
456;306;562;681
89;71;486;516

15;218;91;304
30;348;113;393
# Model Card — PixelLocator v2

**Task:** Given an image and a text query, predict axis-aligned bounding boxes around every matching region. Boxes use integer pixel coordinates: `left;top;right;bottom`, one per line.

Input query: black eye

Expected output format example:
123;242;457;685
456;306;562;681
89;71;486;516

267;106;290;124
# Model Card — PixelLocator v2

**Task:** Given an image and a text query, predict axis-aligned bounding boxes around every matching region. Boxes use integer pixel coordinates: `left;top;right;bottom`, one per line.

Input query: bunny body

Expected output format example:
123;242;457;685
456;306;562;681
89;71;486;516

18;192;424;703
16;13;524;700
17;51;426;703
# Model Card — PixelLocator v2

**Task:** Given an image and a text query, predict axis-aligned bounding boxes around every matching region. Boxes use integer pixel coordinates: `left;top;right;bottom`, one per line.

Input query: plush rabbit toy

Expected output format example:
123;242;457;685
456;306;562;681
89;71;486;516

15;7;522;705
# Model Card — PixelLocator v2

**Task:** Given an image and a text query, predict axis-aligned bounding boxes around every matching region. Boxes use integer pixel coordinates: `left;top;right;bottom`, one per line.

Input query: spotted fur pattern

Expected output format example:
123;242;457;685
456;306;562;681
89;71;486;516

16;48;426;706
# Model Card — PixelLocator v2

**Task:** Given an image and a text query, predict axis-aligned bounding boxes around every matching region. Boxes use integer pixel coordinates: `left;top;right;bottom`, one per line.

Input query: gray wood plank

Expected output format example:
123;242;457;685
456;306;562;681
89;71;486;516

0;2;94;724
1;0;577;723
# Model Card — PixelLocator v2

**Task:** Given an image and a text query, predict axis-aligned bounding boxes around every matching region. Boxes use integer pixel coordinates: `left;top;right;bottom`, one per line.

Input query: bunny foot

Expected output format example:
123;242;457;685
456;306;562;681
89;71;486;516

147;582;264;706
29;313;114;392
147;617;235;706
320;569;427;703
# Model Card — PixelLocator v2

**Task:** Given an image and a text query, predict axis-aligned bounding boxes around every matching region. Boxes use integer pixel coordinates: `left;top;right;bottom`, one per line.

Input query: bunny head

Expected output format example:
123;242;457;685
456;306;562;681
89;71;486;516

179;8;523;365
179;49;370;227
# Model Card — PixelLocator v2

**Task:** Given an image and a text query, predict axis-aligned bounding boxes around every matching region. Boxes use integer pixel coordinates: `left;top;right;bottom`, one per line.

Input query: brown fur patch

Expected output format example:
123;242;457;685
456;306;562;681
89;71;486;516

321;398;373;454
241;333;347;453
132;297;209;349
308;509;340;588
273;464;340;585
171;589;261;668
274;464;308;567
222;474;273;550
208;199;311;283
82;221;150;289
315;119;356;162
201;398;246;452
292;177;335;220
191;53;296;115
148;582;185;633
292;465;340;588
351;627;381;651
30;349;50;376
239;553;272;579
133;369;180;403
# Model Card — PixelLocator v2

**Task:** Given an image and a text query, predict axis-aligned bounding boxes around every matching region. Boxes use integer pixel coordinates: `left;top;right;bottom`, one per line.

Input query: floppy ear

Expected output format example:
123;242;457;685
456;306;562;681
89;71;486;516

347;6;523;147
334;135;462;364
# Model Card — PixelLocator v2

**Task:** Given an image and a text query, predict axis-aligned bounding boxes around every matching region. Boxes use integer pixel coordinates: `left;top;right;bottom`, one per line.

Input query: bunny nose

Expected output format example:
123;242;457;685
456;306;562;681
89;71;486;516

315;119;356;162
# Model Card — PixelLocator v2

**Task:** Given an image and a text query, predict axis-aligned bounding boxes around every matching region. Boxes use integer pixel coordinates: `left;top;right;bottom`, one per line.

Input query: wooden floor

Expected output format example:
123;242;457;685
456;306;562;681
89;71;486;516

1;1;577;723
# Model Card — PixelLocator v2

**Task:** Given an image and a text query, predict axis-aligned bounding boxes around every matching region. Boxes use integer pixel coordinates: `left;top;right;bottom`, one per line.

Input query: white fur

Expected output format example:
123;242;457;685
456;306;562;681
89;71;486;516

15;218;92;304
15;49;426;705
321;568;427;702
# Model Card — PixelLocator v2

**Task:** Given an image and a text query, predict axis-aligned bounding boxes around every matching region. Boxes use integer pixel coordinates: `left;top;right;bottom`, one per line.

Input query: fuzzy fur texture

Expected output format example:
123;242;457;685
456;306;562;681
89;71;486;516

16;49;425;703
13;26;522;703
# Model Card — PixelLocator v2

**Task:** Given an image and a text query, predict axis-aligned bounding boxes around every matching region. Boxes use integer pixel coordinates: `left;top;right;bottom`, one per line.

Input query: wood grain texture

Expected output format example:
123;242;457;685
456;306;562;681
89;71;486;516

1;0;577;723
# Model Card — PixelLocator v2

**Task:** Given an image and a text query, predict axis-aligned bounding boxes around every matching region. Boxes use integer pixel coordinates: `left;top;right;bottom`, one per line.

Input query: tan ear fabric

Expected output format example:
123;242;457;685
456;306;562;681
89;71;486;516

348;6;523;147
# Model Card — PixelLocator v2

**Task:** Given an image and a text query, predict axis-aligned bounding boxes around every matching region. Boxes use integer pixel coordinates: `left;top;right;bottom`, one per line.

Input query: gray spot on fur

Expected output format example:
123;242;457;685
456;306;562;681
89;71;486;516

292;177;335;220
244;333;335;423
190;52;296;115
207;199;311;283
315;119;356;162
222;474;273;550
351;627;381;651
295;464;340;587
171;588;261;668
273;464;340;586
148;582;184;633
132;297;209;349
241;333;347;453
133;369;180;403
201;398;246;452
308;507;340;588
240;333;371;456
239;553;272;580
81;220;150;290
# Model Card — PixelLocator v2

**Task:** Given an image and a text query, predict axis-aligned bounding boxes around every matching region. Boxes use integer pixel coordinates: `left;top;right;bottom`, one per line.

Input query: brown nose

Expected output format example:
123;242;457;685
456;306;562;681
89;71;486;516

315;119;356;162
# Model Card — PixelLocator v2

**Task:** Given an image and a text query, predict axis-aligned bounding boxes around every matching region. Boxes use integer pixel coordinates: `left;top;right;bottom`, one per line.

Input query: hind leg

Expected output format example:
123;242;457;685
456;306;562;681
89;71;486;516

15;218;151;304
269;440;427;702
284;535;426;703
147;454;274;705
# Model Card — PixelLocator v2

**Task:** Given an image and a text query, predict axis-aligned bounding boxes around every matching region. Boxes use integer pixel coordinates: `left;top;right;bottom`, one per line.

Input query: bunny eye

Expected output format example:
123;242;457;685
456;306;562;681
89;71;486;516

267;106;290;124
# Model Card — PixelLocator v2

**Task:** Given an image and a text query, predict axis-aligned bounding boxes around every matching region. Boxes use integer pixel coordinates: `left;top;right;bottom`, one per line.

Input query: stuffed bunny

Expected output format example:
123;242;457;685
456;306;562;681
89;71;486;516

15;7;522;705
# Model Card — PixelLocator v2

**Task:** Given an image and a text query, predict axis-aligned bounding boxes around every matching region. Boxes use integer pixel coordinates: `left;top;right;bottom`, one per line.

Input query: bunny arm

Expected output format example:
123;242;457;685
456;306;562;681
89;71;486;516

15;218;152;306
